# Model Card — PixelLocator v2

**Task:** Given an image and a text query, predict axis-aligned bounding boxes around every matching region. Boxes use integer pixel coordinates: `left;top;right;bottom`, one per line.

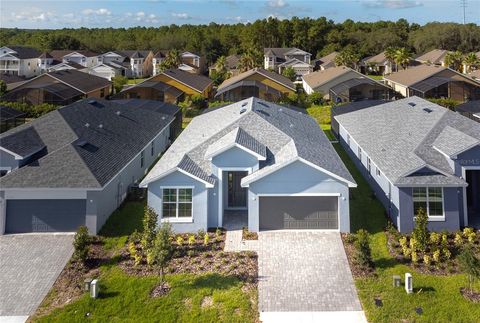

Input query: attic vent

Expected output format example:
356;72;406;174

76;140;88;147
241;102;248;107
257;102;269;108
88;99;97;104
408;102;416;107
240;108;247;114
85;123;90;128
423;108;433;113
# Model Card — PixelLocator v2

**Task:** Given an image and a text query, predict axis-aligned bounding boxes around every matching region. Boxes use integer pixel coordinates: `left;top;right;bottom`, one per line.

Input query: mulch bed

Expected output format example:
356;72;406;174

242;227;258;240
341;233;375;278
460;288;480;303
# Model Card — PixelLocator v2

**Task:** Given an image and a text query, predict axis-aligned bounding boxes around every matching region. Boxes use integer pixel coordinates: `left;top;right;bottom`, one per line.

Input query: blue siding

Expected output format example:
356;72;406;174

0;150;19;171
211;146;259;169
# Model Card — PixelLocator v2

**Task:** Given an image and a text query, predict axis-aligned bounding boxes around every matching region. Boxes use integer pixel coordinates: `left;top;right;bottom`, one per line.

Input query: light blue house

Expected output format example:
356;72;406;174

334;96;480;232
141;98;357;233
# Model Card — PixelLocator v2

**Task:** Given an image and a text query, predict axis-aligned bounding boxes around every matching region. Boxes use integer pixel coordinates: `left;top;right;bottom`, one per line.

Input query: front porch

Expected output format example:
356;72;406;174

223;210;248;231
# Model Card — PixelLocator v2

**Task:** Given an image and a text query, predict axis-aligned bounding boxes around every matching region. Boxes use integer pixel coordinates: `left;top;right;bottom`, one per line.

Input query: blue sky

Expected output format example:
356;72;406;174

1;0;478;29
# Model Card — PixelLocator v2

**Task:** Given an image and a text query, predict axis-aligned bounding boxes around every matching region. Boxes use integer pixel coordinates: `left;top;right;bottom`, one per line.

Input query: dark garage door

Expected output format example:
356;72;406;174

6;199;86;233
259;196;338;230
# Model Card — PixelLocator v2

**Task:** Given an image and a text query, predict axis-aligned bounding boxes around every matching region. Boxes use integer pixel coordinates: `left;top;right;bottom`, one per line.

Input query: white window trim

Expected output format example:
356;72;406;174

413;187;445;221
160;186;194;223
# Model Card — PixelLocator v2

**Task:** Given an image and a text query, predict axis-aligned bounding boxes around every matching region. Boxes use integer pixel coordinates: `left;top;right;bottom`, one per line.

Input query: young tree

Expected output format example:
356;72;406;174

334;48;360;69
158;49;182;72
281;66;296;81
142;206;158;252
112;76;128;94
151;223;174;282
354;229;373;268
412;207;429;252
73;226;90;263
238;48;261;72
458;246;480;292
0;80;7;96
384;46;398;72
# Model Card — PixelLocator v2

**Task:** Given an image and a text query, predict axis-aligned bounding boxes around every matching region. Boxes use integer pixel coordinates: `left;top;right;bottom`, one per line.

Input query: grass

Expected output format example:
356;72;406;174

367;74;384;81
36;268;256;323
306;104;332;125
333;141;480;323
127;78;148;85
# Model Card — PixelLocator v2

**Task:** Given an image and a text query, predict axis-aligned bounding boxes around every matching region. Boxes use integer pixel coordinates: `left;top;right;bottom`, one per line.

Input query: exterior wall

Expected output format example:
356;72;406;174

151;74;203;97
89;66;122;81
19;58;40;77
114;86;182;104
247;160;351;232
147;171;209;233
0;150;19;173
85;85;112;99
384;80;408;97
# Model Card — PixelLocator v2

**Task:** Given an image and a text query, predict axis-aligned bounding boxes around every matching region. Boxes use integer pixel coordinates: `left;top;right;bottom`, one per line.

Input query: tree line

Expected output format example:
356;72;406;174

1;18;480;66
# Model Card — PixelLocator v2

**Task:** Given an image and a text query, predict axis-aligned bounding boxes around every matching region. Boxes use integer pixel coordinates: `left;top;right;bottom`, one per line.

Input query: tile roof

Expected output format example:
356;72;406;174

335;96;480;186
302;66;353;89
0;99;179;189
217;68;295;91
141;97;355;188
384;65;447;86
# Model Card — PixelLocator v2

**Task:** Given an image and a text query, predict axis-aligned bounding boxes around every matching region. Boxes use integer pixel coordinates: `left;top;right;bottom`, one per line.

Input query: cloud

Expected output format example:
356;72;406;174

9;9;55;22
267;0;288;8
82;8;111;16
363;0;423;9
171;12;191;19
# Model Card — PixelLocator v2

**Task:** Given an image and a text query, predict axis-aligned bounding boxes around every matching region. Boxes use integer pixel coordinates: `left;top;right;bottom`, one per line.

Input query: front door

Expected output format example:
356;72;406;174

227;171;247;208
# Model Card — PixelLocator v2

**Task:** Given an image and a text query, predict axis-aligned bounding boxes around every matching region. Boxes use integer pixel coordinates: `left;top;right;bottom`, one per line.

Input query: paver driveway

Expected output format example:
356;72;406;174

0;234;74;318
257;231;363;318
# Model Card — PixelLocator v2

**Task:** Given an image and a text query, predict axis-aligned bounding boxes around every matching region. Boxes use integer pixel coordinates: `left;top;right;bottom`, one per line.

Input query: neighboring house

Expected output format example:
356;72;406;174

215;68;296;102
0;105;26;133
314;52;339;71
87;62;129;81
1;69;111;105
152;51;167;76
0;46;43;77
180;51;206;74
113;68;213;103
456;100;480;123
264;48;312;73
0;99;180;235
360;51;396;75
277;58;313;77
50;50;99;68
37;52;54;73
140;98;356;233
415;49;450;66
330;100;386;137
47;61;87;72
0;74;29;91
335;96;480;232
209;54;242;77
302;66;393;102
384;64;480;102
469;69;480;81
98;51;153;78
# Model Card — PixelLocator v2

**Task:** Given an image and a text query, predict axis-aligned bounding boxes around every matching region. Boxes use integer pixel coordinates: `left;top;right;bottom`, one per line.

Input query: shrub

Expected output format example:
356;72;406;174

423;254;431;266
443;248;452;260
433;249;441;263
409;237;418;252
441;232;448;247
345;233;356;244
458;246;480;292
467;232;476;244
190;94;207;109
399;236;408;248
73;226;90;262
429;232;440;245
0;101;58;118
454;232;463;246
176;236;184;246
188;235;195;246
307;92;324;105
112;75;128;93
412;207;428;252
215;228;222;241
197;229;206;239
141;206;158;252
402;246;411;257
204;233;210;246
354;229;373;268
411;251;418;263
463;227;474;237
187;250;195;257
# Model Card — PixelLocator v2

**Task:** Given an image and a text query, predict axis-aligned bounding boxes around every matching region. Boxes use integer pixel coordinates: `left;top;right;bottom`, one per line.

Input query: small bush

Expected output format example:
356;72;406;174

409;237;418;252
176;236;184;246
354;229;373;268
411;251;418;263
458;246;480;292
412;207;428;252
197;229;206;240
399;236;408;248
441;232;448;247
454;233;463;246
344;233;356;244
443;248;452;260
188;235;196;246
73;226;90;262
187;250;195;257
215;228;222;241
433;249;441;263
430;232;440;245
467;232;476;244
402;246;411;257
463;227;474;237
423;254;431;266
203;233;210;246
142;206;158;252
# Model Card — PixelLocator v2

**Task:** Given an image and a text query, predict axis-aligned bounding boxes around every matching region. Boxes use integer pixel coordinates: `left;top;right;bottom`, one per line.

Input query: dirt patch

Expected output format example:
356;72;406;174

150;282;171;298
183;298;192;309
460;288;480;303
341;233;375;278
242;227;258;240
201;296;214;308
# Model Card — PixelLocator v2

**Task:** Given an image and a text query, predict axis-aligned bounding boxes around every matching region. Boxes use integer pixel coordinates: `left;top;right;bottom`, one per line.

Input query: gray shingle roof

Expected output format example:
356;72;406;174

432;126;479;158
4;46;42;59
141;97;355;187
0;99;179;189
456;100;480;114
0;127;45;158
335;96;480;186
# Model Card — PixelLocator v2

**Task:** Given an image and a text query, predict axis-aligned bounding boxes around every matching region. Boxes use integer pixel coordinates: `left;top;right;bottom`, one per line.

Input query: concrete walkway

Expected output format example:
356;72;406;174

0;234;74;320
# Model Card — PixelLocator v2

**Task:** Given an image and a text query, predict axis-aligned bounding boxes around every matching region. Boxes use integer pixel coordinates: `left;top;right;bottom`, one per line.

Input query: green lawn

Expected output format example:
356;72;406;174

33;201;257;322
333;142;480;323
367;74;384;81
127;78;148;85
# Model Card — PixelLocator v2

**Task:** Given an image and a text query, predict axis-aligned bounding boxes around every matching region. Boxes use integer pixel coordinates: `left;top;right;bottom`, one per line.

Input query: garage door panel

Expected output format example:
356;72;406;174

6;199;86;233
259;196;338;230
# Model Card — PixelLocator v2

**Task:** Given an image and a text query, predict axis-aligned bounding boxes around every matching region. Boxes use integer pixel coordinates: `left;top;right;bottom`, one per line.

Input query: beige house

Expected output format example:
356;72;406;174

360;52;396;75
414;49;450;66
314;52;339;71
384;65;480;102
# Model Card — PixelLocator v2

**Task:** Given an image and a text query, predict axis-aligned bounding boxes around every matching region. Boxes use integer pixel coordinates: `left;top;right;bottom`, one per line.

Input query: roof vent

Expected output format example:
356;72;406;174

408;102;416;107
258;102;269;108
76;140;88;147
289;124;294;128
161;116;166;120
241;102;248;107
423;108;433;113
116;111;121;116
98;124;103;129
279;108;283;112
240;108;247;114
85;123;90;128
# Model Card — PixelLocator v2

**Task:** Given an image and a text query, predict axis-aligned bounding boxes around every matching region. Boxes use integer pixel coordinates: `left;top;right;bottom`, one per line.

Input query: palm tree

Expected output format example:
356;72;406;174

214;55;227;74
384;46;398;73
394;48;411;70
444;51;464;72
463;52;479;73
334;49;360;69
238;49;259;72
165;49;181;68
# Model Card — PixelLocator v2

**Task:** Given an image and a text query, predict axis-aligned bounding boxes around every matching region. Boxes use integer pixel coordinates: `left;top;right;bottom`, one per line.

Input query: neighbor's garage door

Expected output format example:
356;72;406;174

5;199;86;233
259;196;338;230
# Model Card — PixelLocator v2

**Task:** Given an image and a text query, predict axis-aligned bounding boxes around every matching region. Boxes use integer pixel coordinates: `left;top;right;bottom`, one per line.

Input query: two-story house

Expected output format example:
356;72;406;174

179;51;206;75
100;51;154;78
50;50;99;69
0;46;43;78
264;48;312;76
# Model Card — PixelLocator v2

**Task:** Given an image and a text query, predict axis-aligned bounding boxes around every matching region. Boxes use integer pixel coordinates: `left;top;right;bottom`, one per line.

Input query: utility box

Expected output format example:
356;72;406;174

393;275;401;287
90;279;99;299
84;278;93;292
405;273;413;294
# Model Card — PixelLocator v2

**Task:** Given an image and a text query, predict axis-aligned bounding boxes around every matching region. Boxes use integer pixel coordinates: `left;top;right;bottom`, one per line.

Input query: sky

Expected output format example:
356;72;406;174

0;0;478;29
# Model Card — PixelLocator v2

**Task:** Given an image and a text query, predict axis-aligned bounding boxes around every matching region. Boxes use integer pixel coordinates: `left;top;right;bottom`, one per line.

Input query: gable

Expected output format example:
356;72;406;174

456;145;480;167
211;145;261;168
0;46;15;55
315;70;363;92
245;72;295;93
151;74;200;95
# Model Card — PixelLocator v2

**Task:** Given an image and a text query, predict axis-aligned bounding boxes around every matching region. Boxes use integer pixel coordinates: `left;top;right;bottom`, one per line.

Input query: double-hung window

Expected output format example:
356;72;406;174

162;188;193;219
413;187;444;219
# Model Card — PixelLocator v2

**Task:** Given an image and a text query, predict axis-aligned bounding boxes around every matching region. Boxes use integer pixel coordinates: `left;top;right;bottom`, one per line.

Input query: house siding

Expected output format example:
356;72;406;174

0;150;19;172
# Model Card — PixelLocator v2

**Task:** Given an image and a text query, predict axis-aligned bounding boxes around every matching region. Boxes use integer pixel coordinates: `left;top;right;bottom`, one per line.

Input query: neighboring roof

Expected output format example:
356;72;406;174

331;100;386;118
154;51;167;59
160;68;213;92
0;46;42;59
48;61;86;70
0;74;28;85
264;48;310;58
0;99;179;189
335;96;480;186
119;80;184;98
278;58;312;68
114;50;152;59
363;52;387;64
217;67;295;92
302;66;353;90
0;105;26;122
141;97;356;188
330;77;388;95
415;49;449;64
49;50;99;59
384;65;447;86
36;70;111;94
316;52;339;68
38;52;53;59
225;55;241;70
456;100;480;114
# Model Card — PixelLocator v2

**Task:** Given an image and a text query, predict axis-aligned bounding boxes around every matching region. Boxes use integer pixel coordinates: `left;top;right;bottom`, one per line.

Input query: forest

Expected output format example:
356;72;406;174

1;18;480;66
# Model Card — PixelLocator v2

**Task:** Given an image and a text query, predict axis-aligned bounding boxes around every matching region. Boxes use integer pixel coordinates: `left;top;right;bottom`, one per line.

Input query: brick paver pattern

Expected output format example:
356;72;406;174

0;234;74;316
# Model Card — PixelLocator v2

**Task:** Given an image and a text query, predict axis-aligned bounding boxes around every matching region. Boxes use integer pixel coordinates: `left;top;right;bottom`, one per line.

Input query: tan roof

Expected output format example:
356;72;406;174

469;69;480;80
318;51;338;64
302;66;352;89
415;49;449;64
384;64;447;86
217;68;295;91
364;52;387;64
